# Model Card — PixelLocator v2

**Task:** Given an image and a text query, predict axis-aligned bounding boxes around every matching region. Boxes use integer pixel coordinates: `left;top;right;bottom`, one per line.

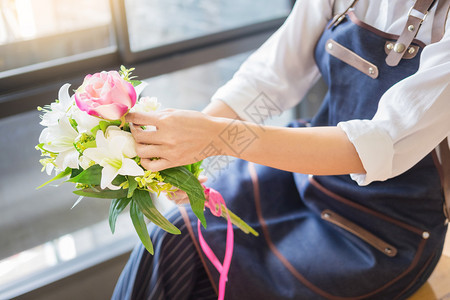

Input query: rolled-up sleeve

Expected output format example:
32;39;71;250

338;27;450;185
211;0;332;121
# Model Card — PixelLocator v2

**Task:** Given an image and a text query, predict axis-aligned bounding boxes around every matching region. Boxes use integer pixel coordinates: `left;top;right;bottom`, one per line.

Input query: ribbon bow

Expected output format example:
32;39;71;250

197;186;234;300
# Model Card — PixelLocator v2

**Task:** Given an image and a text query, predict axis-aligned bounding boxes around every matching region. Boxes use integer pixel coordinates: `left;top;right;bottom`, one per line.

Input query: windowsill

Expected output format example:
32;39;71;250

0;213;138;299
0;51;297;298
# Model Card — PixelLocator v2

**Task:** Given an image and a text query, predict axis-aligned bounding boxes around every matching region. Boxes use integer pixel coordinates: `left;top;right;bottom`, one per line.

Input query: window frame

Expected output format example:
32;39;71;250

0;0;291;119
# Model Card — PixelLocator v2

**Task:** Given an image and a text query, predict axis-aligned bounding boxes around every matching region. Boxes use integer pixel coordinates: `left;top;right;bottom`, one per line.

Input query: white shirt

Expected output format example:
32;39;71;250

211;0;450;185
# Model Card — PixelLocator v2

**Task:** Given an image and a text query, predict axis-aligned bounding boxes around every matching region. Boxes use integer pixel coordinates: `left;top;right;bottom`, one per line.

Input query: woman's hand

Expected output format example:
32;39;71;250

126;109;223;171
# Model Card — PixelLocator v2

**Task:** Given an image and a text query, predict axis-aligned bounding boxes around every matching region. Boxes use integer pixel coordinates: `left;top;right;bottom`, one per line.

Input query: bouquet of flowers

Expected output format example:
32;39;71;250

36;66;257;255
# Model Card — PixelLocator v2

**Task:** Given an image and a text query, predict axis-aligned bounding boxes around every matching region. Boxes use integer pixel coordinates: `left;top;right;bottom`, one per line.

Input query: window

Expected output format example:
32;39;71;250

125;0;290;52
0;0;114;72
0;0;290;117
0;1;292;297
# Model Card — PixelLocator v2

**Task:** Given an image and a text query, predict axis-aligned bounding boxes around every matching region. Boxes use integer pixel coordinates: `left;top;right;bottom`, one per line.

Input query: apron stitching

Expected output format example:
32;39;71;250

250;162;429;299
392;250;438;300
347;11;426;48
309;176;426;235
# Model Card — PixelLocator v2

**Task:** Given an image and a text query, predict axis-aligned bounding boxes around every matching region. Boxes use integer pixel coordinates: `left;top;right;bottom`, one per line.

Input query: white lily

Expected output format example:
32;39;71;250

79;155;95;170
39;116;80;170
83;128;144;190
40;84;74;127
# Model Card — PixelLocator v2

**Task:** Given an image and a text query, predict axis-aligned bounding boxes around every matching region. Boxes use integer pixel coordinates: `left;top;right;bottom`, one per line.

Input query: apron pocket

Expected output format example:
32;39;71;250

321;209;398;257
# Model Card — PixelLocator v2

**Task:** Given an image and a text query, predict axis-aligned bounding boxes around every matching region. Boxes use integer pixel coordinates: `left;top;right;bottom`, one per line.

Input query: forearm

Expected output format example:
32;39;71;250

211;118;365;175
127;109;364;175
202;99;242;120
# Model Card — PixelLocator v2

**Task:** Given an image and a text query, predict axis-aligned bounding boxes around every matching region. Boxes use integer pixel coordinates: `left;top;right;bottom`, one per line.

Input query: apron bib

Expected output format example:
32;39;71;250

183;1;449;299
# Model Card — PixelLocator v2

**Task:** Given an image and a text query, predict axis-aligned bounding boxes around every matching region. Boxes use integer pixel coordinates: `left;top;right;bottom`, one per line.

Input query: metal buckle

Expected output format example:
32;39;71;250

408;6;428;22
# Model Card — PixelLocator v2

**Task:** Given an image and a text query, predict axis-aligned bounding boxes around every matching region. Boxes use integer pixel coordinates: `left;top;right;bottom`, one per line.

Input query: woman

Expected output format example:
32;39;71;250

113;0;450;299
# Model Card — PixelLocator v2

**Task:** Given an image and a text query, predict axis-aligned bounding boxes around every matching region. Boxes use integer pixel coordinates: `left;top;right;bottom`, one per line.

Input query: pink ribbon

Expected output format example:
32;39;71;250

197;186;234;300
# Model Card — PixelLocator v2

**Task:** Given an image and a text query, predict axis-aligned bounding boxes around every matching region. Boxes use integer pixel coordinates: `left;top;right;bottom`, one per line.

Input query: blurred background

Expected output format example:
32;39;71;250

0;0;327;299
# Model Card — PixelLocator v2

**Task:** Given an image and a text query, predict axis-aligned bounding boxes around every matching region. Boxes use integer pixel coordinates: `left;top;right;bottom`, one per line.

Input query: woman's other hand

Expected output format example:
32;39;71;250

166;176;208;205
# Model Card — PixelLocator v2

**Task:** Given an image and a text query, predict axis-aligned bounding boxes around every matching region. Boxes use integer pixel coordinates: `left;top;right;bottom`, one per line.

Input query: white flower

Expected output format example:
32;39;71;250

39;116;80;170
104;126;138;158
40;84;74;127
79;155;94;170
83;128;144;190
130;96;160;113
71;109;101;134
39;157;56;175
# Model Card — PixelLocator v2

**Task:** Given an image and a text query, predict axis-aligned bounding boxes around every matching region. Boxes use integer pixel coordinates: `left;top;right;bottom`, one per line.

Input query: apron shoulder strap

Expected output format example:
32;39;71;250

328;0;359;29
431;0;450;43
386;0;436;66
431;0;450;222
436;138;450;222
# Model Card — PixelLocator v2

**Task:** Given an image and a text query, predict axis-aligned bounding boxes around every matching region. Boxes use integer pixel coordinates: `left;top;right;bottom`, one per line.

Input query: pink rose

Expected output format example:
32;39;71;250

74;71;137;120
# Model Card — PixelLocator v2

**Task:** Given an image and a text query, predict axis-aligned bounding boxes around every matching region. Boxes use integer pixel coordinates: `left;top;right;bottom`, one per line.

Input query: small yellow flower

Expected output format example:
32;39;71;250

133;171;175;195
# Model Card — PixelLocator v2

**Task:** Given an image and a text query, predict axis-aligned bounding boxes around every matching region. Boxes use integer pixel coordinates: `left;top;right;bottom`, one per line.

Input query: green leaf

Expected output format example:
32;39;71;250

35;143;45;150
99;120;109;133
133;189;181;235
91;125;101;135
130;80;142;87
70;167;83;178
73;187;128;199
36;167;71;189
160;167;207;228
220;204;259;237
130;201;154;254
185;160;203;178
99;120;122;134
69;118;78;132
109;198;131;234
112;175;127;186
127;176;138;198
67;164;102;185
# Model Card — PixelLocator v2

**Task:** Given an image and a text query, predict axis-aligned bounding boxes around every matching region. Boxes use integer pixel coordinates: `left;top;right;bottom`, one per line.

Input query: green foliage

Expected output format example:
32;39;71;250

109;198;131;234
36;167;71;189
70;167;83;178
73;187;128;199
39;160;257;255
90;120;122;135
160;166;207;228
119;65;142;87
219;204;259;237
127;176;138;198
130;201;154;254
184;160;203;178
133;189;181;235
69;118;79;132
66;164;102;185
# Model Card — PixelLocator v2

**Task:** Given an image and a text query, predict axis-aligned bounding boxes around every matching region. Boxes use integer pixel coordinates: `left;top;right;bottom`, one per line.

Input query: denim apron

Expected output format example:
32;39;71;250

182;2;449;300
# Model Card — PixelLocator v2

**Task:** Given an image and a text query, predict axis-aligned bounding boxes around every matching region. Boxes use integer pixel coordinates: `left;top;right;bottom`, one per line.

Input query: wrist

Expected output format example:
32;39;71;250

202;99;241;120
207;117;261;159
203;116;230;158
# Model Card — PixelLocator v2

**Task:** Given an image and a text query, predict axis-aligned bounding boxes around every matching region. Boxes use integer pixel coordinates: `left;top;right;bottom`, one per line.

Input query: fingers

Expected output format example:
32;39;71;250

140;158;173;172
165;175;208;205
130;123;162;144
198;175;208;184
135;143;160;158
167;190;190;205
126;111;159;126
